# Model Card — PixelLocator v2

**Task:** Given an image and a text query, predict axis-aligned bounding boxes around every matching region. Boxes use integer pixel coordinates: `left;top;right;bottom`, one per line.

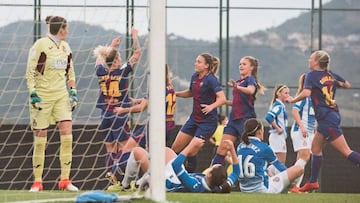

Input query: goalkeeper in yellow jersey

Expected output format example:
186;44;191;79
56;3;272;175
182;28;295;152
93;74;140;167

26;15;78;192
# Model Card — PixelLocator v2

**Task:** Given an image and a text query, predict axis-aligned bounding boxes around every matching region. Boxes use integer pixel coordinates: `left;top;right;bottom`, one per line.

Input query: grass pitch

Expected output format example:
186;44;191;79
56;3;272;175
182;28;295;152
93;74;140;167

1;190;359;203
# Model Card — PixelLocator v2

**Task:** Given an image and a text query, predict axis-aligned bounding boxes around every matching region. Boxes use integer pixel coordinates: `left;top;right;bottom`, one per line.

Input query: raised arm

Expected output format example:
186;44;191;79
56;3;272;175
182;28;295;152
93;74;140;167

228;79;256;95
128;27;141;68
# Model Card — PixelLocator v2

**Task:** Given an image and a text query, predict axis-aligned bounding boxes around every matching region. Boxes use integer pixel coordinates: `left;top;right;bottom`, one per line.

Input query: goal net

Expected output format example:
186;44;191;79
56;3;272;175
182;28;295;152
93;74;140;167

0;0;166;200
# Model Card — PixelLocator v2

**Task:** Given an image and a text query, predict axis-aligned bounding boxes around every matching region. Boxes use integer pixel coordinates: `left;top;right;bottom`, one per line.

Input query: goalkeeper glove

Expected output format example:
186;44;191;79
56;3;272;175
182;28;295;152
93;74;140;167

69;88;78;111
30;90;42;110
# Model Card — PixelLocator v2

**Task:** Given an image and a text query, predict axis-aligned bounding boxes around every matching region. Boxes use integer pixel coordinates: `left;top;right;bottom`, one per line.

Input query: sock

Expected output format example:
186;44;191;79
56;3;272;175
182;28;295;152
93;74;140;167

121;151;139;188
136;172;150;190
309;155;323;183
295;159;307;168
293;174;304;188
60;134;73;180
106;152;117;173
211;154;225;165
347;151;360;167
292;159;307;187
186;156;197;173
33;136;47;182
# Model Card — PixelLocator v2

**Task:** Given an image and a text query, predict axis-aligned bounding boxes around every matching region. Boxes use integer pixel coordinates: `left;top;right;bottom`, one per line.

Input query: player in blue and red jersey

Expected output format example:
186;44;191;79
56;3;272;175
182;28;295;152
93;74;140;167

212;56;264;166
171;53;226;172
287;50;360;192
165;64;177;147
93;27;142;189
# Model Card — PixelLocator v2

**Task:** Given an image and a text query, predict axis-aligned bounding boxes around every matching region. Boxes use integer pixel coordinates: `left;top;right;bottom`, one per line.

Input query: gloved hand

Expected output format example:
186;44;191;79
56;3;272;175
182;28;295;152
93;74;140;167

69;88;78;111
30;90;42;110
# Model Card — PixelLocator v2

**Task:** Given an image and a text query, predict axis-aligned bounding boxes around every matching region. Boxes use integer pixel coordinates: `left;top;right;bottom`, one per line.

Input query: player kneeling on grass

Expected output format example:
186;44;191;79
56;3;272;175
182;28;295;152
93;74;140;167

226;118;306;193
121;137;239;193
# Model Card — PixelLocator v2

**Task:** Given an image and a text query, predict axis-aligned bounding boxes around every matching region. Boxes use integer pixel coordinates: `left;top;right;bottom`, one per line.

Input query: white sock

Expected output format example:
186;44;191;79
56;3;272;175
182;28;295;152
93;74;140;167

121;151;139;187
136;172;150;189
292;173;304;187
295;159;307;168
292;159;307;187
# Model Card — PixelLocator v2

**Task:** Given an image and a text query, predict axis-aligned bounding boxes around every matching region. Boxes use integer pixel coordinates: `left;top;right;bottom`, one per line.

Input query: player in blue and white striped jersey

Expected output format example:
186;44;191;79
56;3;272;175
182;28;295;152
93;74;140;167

289;73;316;192
265;84;290;164
121;137;239;193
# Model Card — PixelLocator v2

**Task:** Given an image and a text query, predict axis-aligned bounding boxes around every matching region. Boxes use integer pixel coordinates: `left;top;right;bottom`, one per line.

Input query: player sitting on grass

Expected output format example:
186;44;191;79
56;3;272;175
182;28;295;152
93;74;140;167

226;118;306;193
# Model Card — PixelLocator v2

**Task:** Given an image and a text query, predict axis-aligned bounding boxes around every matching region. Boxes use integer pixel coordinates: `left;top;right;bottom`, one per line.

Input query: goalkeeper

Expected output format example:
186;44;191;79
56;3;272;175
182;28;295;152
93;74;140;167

26;15;79;192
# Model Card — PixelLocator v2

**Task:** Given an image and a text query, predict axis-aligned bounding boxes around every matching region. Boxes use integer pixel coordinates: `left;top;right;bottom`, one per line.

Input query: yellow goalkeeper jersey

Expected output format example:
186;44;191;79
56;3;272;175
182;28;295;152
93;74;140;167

26;35;75;97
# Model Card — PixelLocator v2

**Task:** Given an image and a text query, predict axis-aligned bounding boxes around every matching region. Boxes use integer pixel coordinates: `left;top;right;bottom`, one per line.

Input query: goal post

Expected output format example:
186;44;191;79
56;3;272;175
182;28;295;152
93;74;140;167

148;0;166;202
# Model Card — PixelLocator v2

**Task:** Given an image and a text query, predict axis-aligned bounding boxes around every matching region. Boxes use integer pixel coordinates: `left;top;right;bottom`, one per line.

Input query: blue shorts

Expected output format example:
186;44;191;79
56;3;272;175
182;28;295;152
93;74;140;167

223;119;247;139
317;111;343;142
99;113;130;143
112;151;131;175
132;125;148;149
180;117;217;141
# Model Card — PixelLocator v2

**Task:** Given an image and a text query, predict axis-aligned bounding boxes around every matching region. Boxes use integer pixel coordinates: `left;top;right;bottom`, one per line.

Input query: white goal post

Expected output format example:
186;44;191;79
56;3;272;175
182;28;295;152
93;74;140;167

148;0;166;202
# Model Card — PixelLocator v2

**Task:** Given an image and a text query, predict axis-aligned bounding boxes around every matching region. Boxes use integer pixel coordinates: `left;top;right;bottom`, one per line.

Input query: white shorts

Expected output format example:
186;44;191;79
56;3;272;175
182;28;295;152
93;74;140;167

266;170;290;193
165;158;181;185
290;130;314;152
268;133;287;153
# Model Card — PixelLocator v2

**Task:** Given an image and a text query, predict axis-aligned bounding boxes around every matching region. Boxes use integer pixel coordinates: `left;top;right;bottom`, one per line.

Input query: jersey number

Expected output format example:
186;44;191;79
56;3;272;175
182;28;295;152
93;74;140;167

166;92;176;115
100;80;121;97
322;85;335;106
238;155;255;178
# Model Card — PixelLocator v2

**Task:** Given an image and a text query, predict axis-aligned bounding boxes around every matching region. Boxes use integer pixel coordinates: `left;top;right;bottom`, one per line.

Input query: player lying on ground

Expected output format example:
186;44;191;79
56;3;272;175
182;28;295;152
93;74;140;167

121;137;239;193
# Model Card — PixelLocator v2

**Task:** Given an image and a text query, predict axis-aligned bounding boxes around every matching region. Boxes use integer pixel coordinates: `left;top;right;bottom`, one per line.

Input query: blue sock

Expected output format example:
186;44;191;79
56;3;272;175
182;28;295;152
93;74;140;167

186;156;197;173
211;154;225;165
309;154;323;183
347;151;360;167
105;152;117;173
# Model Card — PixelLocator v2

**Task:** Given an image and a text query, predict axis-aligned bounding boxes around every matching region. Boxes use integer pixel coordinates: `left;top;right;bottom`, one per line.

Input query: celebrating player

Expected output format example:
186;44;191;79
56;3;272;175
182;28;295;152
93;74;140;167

286;50;360;192
171;52;226;172
165;64;177;147
212;56;264;165
93;27;142;190
26;16;79;192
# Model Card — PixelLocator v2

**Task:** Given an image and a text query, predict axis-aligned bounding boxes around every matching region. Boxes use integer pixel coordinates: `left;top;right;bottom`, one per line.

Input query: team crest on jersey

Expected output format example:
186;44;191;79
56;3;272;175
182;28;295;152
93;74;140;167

32;119;37;127
62;45;67;53
302;140;307;147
